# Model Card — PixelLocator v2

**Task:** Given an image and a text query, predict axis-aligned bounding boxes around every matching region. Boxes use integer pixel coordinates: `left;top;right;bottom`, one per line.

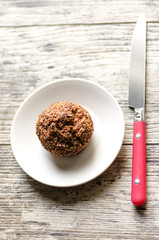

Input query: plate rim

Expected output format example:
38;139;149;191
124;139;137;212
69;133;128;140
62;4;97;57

11;79;125;187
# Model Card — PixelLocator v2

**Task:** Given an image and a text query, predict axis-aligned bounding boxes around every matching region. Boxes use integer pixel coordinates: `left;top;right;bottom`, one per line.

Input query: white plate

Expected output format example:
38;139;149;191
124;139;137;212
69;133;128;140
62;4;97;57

11;79;125;187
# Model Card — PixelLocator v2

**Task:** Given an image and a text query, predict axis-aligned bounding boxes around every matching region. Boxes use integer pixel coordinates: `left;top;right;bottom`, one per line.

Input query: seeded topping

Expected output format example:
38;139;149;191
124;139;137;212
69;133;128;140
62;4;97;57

36;101;94;157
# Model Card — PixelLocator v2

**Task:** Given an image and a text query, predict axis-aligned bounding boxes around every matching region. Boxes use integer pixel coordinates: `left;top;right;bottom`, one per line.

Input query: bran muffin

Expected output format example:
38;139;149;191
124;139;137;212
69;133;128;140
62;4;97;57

36;101;94;157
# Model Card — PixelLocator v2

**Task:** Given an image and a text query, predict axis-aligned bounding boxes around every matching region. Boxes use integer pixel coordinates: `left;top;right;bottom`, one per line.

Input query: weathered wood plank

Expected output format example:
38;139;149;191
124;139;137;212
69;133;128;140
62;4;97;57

0;144;159;240
0;23;159;144
0;0;159;26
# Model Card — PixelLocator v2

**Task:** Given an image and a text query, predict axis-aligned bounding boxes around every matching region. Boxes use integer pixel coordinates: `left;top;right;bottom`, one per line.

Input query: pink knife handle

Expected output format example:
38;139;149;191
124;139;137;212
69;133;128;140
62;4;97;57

131;121;146;206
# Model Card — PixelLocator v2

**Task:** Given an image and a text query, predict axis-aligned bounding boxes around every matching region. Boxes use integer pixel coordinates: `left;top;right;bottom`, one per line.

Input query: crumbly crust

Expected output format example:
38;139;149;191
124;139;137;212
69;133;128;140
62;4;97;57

36;101;94;157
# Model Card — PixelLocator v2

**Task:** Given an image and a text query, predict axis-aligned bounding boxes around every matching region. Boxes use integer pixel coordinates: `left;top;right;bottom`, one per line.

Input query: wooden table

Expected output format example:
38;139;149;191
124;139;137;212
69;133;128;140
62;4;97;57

1;1;159;239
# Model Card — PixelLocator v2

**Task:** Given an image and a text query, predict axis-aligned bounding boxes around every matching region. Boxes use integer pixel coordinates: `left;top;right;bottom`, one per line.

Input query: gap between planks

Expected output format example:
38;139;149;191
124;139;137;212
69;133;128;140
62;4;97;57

0;21;159;28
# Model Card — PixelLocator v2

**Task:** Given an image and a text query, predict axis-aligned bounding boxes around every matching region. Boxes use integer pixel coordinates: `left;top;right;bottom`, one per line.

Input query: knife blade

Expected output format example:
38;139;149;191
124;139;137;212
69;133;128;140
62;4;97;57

128;16;146;206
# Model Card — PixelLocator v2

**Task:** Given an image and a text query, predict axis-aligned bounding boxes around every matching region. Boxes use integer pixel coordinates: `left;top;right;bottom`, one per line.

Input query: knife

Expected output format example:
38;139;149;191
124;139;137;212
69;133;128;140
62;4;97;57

128;16;146;206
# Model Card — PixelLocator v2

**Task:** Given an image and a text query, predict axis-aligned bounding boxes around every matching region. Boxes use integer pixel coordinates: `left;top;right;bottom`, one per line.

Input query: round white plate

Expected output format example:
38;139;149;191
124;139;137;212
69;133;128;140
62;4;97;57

11;79;125;187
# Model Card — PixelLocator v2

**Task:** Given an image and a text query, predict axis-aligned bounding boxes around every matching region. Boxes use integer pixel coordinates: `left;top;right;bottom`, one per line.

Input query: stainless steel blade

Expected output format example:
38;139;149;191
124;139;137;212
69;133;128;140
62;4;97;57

128;16;146;110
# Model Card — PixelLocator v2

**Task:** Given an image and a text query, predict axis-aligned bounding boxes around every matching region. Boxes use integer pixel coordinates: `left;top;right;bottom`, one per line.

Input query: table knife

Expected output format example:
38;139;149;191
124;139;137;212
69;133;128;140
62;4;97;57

128;16;146;206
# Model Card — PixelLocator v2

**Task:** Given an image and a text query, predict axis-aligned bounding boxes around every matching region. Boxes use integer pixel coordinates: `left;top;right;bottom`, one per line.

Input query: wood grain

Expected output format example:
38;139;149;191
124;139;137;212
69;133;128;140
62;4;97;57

1;0;159;26
1;1;159;239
